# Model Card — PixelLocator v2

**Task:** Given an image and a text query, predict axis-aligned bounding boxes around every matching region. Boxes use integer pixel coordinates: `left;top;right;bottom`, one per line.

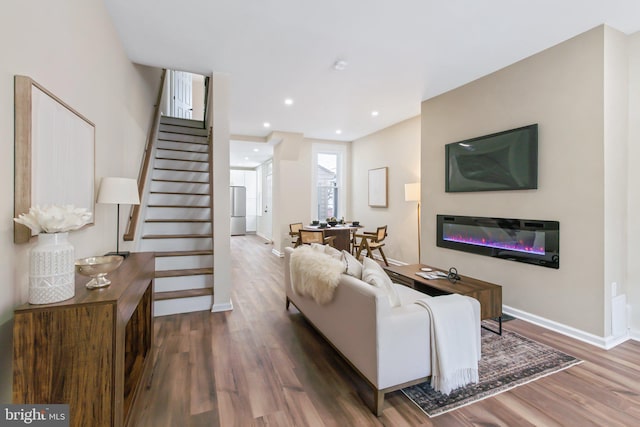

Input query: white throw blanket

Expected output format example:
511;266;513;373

415;294;480;394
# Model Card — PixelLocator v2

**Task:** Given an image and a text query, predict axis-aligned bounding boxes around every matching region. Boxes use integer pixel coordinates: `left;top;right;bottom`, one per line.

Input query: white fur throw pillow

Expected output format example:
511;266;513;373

290;245;345;304
342;250;363;279
361;257;401;307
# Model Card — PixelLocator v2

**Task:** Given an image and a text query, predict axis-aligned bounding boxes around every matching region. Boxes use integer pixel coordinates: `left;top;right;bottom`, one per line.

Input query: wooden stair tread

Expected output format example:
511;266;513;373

159;118;205;129
156;156;209;163
157;137;208;146
155;268;213;278
152;178;209;184
159;125;208;136
145;219;211;223
147;204;209;208
155;288;213;301
143;233;212;239
150;191;209;196
156;147;208;154
154;167;208;173
154;250;213;257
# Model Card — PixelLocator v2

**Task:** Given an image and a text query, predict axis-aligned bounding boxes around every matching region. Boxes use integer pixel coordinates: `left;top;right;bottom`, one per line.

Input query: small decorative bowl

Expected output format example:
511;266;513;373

327;221;338;227
75;255;124;289
318;222;328;228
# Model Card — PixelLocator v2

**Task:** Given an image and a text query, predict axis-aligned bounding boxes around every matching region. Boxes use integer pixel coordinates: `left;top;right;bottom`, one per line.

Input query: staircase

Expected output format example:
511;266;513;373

139;116;214;316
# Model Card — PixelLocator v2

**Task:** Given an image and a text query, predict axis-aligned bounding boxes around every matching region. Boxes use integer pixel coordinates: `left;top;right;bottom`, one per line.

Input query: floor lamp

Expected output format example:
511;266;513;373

405;182;421;263
97;177;140;258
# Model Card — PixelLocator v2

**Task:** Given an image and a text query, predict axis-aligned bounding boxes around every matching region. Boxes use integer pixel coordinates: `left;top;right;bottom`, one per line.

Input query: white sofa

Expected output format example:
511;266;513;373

284;246;481;415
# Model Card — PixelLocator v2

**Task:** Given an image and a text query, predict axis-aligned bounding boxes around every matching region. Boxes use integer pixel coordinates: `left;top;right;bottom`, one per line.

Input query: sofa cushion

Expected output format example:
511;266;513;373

361;257;401;307
342;250;363;279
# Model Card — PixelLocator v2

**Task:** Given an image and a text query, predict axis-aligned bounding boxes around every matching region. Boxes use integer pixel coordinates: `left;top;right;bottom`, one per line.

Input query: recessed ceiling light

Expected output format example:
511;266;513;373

333;60;348;71
284;98;293;106
336;129;342;135
263;122;271;128
253;148;259;152
371;111;379;117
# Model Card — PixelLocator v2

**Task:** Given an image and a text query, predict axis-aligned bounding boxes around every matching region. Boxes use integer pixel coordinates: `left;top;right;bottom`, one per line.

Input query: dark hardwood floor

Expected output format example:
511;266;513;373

129;235;640;426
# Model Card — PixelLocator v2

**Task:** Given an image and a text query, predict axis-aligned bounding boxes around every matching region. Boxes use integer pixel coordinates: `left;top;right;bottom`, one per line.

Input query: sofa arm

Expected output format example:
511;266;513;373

376;305;431;389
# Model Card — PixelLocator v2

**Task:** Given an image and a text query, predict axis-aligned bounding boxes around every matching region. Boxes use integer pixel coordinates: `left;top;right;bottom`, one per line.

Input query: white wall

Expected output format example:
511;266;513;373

350;116;421;264
603;27;629;336
627;31;640;337
271;133;350;255
0;0;161;402
421;26;626;338
210;74;232;312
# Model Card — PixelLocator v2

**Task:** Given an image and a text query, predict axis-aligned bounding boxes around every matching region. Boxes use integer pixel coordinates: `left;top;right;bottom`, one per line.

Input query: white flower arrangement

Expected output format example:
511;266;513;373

14;205;93;234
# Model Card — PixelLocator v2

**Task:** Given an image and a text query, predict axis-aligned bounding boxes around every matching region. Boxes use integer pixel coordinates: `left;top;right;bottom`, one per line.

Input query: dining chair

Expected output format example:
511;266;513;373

299;229;336;247
355;225;389;266
289;222;303;247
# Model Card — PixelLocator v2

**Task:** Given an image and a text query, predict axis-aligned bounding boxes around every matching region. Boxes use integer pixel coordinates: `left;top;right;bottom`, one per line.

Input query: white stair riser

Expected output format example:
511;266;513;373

156;149;208;162
160;117;203;128
156;255;214;271
144;221;212;235
151;180;209;194
154;295;213;317
140;237;212;252
155;275;212;292
148;193;210;206
159;124;208;136
157;140;208;152
146;206;211;220
153;169;209;182
155;158;208;172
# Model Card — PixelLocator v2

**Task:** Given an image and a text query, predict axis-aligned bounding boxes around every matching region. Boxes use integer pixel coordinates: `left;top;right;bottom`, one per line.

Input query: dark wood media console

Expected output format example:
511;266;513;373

384;263;503;334
13;252;155;427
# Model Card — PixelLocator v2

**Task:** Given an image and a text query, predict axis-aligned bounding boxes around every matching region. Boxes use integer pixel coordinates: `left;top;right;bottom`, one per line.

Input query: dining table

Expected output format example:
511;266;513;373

302;223;362;252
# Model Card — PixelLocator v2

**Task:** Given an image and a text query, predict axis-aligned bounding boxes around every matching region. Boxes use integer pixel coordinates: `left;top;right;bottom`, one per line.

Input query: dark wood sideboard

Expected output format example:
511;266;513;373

12;252;155;427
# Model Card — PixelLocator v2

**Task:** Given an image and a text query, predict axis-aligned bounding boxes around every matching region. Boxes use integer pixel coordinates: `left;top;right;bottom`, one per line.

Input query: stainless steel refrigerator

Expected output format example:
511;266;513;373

230;186;247;235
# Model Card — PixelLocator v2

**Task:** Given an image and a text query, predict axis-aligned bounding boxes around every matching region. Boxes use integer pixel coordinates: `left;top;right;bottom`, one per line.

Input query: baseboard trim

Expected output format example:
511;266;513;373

629;328;640;341
211;300;234;312
256;232;272;243
272;248;284;257
502;305;631;350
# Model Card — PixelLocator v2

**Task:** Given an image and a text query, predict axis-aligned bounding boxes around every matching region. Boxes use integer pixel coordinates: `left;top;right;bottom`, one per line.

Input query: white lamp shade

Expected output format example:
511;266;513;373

97;177;140;205
404;182;420;202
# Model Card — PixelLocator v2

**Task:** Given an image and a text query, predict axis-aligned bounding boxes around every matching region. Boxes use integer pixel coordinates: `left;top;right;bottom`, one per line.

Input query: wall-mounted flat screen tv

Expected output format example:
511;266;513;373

445;124;538;192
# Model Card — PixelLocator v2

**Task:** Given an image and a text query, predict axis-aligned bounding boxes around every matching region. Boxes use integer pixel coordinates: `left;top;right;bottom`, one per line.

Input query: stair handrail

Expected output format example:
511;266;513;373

124;68;167;241
202;76;210;128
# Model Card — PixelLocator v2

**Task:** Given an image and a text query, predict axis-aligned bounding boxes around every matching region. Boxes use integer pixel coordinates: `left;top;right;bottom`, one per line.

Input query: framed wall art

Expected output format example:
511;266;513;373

14;75;96;243
368;167;388;208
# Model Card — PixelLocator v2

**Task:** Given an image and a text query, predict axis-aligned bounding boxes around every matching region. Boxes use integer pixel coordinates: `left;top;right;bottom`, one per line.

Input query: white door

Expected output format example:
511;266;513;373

263;164;273;240
170;71;193;119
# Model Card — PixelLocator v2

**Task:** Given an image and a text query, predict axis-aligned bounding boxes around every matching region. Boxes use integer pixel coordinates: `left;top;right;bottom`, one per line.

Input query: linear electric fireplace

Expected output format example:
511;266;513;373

437;215;559;269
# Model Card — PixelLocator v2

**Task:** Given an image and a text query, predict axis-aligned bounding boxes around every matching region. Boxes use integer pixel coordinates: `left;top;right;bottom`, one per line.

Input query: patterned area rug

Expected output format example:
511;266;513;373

401;325;582;417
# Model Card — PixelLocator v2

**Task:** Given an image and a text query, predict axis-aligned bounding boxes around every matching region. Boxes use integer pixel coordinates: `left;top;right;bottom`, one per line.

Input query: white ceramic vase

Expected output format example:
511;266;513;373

29;232;75;304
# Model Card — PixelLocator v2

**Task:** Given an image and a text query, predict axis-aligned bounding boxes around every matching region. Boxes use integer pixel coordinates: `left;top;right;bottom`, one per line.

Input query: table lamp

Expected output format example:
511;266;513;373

97;177;140;258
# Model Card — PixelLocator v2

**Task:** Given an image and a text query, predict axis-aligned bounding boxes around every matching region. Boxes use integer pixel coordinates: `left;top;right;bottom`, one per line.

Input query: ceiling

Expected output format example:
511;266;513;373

229;140;273;168
105;0;640;144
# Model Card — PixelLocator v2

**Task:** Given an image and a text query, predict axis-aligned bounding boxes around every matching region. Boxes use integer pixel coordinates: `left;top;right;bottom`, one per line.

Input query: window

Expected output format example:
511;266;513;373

312;144;346;221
